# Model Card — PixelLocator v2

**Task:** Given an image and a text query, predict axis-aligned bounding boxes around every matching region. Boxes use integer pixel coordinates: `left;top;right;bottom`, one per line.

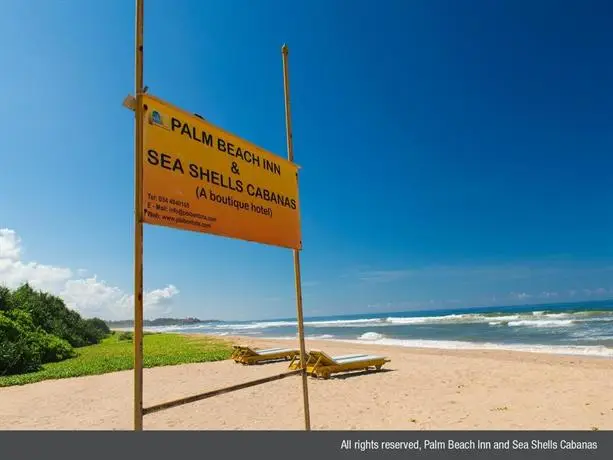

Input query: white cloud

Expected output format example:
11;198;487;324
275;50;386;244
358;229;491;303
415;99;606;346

0;228;179;320
0;229;22;260
0;229;73;292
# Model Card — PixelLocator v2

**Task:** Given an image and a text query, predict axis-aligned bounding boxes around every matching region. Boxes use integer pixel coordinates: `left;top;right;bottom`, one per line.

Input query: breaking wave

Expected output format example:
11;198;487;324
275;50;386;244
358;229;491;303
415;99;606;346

190;309;613;332
358;332;386;341
338;337;613;358
260;332;613;358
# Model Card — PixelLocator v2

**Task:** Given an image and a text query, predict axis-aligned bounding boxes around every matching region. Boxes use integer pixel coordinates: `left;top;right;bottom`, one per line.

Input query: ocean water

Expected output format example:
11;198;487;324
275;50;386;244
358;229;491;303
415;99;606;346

144;300;613;358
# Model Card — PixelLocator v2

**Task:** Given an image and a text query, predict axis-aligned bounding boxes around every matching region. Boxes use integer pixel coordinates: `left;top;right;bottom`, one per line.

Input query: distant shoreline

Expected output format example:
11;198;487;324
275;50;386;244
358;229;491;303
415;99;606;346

105;319;221;328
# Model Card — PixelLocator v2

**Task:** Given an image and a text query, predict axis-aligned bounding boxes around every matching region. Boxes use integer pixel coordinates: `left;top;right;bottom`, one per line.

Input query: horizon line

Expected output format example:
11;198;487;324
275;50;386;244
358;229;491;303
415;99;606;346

104;297;613;324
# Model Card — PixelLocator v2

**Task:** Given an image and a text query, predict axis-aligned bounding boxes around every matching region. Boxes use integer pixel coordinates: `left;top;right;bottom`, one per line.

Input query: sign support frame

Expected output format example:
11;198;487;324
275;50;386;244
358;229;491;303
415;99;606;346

133;0;145;432
127;0;311;432
282;44;312;431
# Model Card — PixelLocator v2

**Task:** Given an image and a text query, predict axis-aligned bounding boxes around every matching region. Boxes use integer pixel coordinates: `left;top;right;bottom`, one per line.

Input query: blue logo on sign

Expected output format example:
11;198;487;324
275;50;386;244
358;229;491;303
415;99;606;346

151;111;162;125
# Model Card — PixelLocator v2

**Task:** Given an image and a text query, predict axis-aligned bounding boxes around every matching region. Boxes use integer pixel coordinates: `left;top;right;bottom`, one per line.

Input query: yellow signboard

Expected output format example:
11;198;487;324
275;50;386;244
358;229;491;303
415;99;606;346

140;94;302;249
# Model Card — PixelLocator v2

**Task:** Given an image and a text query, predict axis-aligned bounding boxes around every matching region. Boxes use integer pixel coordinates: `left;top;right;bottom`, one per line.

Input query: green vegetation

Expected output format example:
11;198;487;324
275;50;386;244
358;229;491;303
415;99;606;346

0;283;233;387
0;284;110;375
0;331;232;387
117;331;135;341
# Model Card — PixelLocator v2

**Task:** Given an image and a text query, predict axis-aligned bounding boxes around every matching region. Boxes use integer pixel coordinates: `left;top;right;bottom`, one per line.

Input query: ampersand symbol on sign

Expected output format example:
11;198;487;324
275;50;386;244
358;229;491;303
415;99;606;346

231;162;240;175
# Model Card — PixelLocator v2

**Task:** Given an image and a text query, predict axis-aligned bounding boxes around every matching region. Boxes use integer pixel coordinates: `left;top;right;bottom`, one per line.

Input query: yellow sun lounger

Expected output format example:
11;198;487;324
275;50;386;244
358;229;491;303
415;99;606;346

288;353;369;371
232;346;284;361
231;345;276;360
232;346;300;365
292;350;390;379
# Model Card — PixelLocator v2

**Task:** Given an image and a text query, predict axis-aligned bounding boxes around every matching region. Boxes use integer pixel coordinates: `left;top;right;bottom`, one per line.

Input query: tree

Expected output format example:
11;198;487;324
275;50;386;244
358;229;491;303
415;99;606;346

0;284;110;376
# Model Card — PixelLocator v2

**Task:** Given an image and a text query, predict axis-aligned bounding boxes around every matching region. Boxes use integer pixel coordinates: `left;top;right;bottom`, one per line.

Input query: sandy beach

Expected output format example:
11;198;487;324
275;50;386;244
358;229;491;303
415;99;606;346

1;336;613;430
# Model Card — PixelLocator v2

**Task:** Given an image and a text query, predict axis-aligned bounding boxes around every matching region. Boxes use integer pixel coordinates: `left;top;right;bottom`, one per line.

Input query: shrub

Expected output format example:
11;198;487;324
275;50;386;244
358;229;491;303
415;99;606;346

118;331;133;341
0;286;12;311
3;308;36;335
0;337;42;375
35;332;74;363
0;311;42;375
86;317;111;336
5;283;110;347
0;284;111;375
78;317;111;345
0;311;75;375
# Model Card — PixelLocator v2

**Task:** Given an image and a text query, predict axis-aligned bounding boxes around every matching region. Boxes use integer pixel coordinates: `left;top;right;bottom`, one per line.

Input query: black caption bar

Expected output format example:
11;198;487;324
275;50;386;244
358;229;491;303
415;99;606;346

2;431;611;460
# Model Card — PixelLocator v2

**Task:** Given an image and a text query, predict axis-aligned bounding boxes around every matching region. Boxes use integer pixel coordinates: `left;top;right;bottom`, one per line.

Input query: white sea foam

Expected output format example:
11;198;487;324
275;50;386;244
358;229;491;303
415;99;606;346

264;334;337;340
507;319;575;328
383;313;583;326
540;313;571;318
211;318;383;330
358;332;385;341
340;337;613;357
257;334;613;357
139;309;613;333
569;329;613;341
307;318;383;327
213;321;297;330
571;336;613;342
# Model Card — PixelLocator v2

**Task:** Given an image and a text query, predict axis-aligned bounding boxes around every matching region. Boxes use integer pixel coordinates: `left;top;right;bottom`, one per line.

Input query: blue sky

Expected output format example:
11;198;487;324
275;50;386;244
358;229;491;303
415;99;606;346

0;0;612;321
